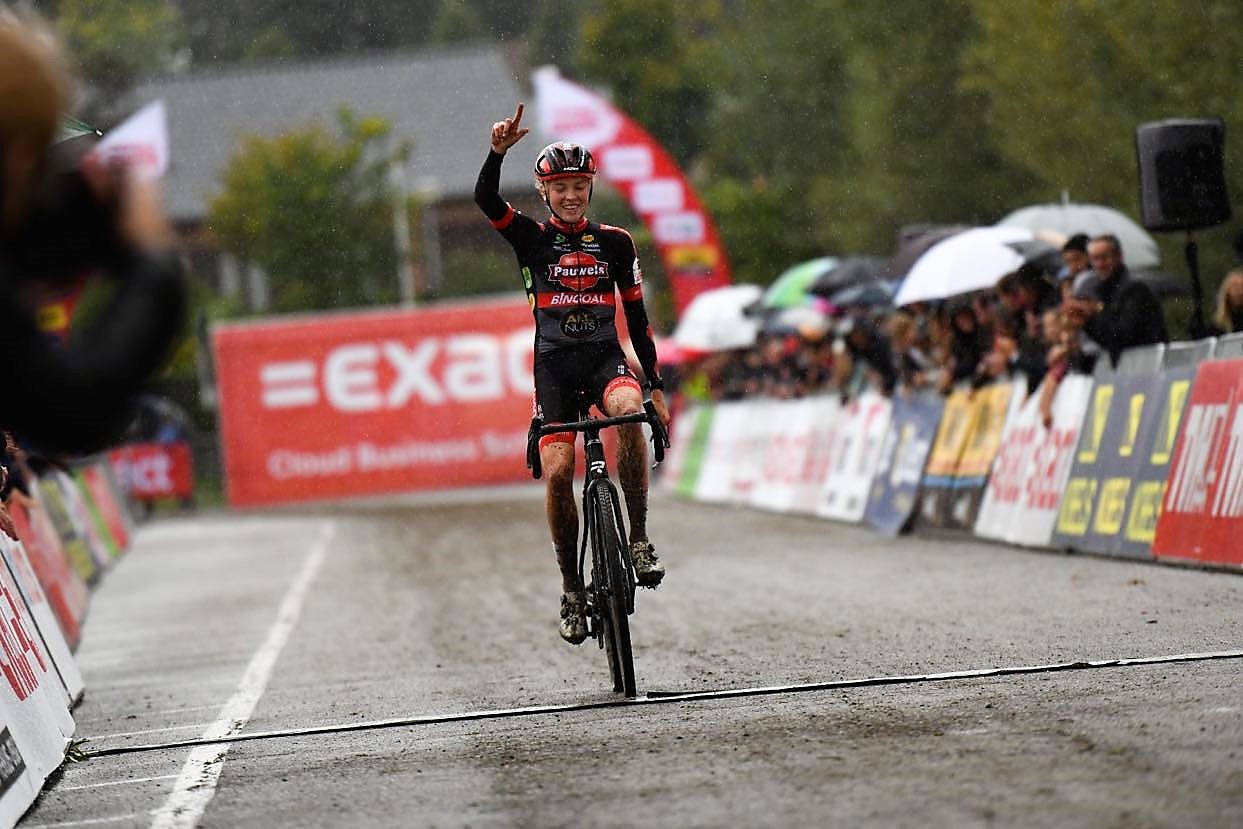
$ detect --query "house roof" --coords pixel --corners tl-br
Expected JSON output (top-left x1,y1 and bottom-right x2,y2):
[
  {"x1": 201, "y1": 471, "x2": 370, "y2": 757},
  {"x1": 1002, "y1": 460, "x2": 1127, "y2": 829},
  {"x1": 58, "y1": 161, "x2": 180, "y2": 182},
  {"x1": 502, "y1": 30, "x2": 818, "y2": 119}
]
[{"x1": 127, "y1": 44, "x2": 547, "y2": 223}]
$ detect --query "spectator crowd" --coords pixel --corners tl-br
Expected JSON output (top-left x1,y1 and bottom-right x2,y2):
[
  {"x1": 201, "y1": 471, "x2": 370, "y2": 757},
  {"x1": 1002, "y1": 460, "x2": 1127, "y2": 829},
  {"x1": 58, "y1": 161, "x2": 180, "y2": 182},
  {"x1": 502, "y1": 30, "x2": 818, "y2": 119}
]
[{"x1": 675, "y1": 232, "x2": 1243, "y2": 427}]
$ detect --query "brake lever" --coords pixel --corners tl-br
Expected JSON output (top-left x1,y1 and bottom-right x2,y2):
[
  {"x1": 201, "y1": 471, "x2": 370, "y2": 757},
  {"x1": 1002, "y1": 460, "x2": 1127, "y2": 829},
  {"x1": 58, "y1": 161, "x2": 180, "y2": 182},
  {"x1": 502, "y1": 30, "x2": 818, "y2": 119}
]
[
  {"x1": 643, "y1": 399, "x2": 669, "y2": 467},
  {"x1": 526, "y1": 416, "x2": 543, "y2": 480}
]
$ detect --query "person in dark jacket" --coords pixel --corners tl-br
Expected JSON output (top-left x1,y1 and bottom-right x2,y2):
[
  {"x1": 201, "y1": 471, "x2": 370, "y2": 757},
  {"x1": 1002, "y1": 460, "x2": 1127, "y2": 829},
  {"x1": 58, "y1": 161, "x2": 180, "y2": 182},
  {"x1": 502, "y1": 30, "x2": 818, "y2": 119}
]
[
  {"x1": 1064, "y1": 234, "x2": 1167, "y2": 367},
  {"x1": 0, "y1": 15, "x2": 186, "y2": 455},
  {"x1": 938, "y1": 297, "x2": 991, "y2": 392},
  {"x1": 837, "y1": 313, "x2": 897, "y2": 397},
  {"x1": 992, "y1": 263, "x2": 1060, "y2": 393}
]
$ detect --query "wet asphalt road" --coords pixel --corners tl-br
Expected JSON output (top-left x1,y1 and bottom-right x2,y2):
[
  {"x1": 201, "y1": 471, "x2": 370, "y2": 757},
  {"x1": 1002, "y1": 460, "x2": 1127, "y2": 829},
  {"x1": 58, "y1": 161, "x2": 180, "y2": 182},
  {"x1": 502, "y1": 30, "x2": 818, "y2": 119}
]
[{"x1": 19, "y1": 487, "x2": 1243, "y2": 828}]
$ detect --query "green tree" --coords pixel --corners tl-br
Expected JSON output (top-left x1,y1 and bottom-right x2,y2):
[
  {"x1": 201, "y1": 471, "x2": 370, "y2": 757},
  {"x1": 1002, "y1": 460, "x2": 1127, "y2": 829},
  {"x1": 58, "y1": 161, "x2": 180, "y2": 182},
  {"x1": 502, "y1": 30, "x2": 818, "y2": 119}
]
[
  {"x1": 431, "y1": 1, "x2": 487, "y2": 43},
  {"x1": 54, "y1": 0, "x2": 183, "y2": 119},
  {"x1": 209, "y1": 110, "x2": 412, "y2": 313},
  {"x1": 806, "y1": 0, "x2": 1035, "y2": 254},
  {"x1": 576, "y1": 0, "x2": 718, "y2": 164},
  {"x1": 527, "y1": 0, "x2": 582, "y2": 74},
  {"x1": 966, "y1": 0, "x2": 1243, "y2": 331}
]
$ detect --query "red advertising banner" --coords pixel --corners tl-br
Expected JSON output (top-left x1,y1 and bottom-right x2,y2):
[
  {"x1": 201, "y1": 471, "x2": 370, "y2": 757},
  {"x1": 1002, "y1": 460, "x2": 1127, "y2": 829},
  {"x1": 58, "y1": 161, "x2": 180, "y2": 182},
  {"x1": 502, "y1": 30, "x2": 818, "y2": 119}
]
[
  {"x1": 1152, "y1": 358, "x2": 1243, "y2": 567},
  {"x1": 213, "y1": 298, "x2": 537, "y2": 507},
  {"x1": 7, "y1": 499, "x2": 86, "y2": 650},
  {"x1": 108, "y1": 442, "x2": 194, "y2": 501},
  {"x1": 534, "y1": 67, "x2": 732, "y2": 313},
  {"x1": 77, "y1": 463, "x2": 132, "y2": 552}
]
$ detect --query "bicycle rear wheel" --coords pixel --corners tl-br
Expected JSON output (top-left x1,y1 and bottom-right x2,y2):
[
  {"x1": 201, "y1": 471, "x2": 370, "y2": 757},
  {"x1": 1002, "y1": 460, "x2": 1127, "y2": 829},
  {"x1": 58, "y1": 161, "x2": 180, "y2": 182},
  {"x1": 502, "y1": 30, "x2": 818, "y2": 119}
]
[{"x1": 591, "y1": 486, "x2": 636, "y2": 697}]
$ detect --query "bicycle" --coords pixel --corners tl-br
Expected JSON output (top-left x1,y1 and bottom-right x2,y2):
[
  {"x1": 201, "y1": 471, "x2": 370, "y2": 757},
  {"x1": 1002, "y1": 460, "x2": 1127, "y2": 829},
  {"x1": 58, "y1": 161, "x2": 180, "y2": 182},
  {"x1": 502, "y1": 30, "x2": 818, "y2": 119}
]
[{"x1": 527, "y1": 399, "x2": 669, "y2": 698}]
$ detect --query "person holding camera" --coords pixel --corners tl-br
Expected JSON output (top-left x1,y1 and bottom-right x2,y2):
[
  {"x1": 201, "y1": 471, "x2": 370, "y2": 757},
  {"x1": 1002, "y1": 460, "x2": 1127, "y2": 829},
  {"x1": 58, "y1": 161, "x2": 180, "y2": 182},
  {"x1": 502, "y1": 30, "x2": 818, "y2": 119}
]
[{"x1": 0, "y1": 15, "x2": 186, "y2": 455}]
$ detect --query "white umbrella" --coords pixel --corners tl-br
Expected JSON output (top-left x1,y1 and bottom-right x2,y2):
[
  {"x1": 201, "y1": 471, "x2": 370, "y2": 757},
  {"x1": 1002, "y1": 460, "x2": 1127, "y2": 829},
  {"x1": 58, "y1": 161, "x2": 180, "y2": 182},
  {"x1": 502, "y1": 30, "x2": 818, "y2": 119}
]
[
  {"x1": 997, "y1": 202, "x2": 1160, "y2": 269},
  {"x1": 672, "y1": 284, "x2": 763, "y2": 353},
  {"x1": 892, "y1": 226, "x2": 1034, "y2": 307}
]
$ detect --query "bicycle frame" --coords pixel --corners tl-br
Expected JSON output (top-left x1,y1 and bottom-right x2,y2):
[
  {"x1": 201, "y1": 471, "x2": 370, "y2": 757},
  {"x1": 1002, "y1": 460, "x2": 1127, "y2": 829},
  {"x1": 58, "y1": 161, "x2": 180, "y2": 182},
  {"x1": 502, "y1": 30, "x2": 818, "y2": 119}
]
[
  {"x1": 577, "y1": 423, "x2": 636, "y2": 617},
  {"x1": 527, "y1": 402, "x2": 668, "y2": 696}
]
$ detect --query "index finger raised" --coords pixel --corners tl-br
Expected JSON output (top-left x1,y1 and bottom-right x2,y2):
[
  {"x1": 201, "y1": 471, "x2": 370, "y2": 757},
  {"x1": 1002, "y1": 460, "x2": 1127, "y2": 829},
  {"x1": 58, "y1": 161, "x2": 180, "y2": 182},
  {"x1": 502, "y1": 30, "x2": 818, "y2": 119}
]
[{"x1": 513, "y1": 102, "x2": 525, "y2": 127}]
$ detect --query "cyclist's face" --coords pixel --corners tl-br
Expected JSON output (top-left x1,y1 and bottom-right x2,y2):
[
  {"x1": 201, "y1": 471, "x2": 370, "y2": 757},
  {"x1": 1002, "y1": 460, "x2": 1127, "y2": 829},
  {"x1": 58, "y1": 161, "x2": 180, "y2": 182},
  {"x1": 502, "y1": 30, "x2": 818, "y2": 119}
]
[{"x1": 547, "y1": 176, "x2": 592, "y2": 222}]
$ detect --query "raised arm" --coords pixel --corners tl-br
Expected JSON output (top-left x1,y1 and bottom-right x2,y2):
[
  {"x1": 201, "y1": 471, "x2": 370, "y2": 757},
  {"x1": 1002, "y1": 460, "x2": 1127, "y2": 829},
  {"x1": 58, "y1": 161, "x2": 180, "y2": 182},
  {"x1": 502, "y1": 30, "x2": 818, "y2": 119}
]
[{"x1": 475, "y1": 103, "x2": 530, "y2": 222}]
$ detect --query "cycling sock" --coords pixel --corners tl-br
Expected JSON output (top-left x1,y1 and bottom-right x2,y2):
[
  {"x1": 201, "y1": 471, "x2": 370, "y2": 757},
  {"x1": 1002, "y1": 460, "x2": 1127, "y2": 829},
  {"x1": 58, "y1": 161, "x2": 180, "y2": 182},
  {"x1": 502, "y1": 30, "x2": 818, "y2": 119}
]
[
  {"x1": 554, "y1": 544, "x2": 582, "y2": 594},
  {"x1": 621, "y1": 483, "x2": 647, "y2": 543}
]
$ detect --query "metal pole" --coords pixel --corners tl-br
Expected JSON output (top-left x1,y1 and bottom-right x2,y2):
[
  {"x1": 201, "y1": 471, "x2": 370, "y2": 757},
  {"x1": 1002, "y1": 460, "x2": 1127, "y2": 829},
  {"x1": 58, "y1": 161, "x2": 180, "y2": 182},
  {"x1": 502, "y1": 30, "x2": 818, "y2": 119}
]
[
  {"x1": 390, "y1": 162, "x2": 416, "y2": 306},
  {"x1": 1185, "y1": 232, "x2": 1208, "y2": 340},
  {"x1": 422, "y1": 200, "x2": 442, "y2": 295}
]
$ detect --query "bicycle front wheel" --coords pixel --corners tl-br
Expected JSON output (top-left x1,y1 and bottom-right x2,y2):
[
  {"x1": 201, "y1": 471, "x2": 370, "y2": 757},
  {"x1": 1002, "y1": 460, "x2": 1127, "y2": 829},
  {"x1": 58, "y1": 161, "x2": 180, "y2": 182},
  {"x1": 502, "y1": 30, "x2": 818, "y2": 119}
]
[{"x1": 592, "y1": 486, "x2": 636, "y2": 697}]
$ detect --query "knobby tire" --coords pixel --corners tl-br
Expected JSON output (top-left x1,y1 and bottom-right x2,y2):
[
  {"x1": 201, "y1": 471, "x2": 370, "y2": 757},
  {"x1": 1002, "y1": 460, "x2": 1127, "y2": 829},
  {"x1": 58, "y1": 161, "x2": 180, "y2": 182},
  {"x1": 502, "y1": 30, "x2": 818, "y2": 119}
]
[{"x1": 593, "y1": 486, "x2": 636, "y2": 697}]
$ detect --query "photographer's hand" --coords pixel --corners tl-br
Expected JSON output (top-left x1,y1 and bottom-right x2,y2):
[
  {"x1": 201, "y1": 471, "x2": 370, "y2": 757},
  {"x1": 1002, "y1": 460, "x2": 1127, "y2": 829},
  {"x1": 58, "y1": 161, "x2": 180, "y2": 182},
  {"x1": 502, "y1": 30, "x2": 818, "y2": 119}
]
[{"x1": 81, "y1": 158, "x2": 174, "y2": 253}]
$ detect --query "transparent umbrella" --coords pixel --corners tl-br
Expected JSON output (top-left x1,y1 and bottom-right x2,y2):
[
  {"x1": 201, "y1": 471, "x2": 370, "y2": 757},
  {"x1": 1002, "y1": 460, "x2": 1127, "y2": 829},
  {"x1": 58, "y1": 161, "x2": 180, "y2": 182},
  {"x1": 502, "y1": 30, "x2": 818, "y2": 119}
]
[
  {"x1": 672, "y1": 284, "x2": 764, "y2": 353},
  {"x1": 892, "y1": 226, "x2": 1035, "y2": 306},
  {"x1": 997, "y1": 201, "x2": 1160, "y2": 269}
]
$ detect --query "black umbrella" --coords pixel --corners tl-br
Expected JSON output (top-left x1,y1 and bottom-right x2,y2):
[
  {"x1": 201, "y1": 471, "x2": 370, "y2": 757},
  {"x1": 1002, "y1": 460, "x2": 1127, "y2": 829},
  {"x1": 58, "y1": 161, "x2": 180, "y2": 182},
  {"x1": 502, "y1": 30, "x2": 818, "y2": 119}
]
[
  {"x1": 828, "y1": 279, "x2": 896, "y2": 309},
  {"x1": 807, "y1": 255, "x2": 888, "y2": 298},
  {"x1": 1006, "y1": 239, "x2": 1062, "y2": 277},
  {"x1": 1131, "y1": 268, "x2": 1192, "y2": 299},
  {"x1": 885, "y1": 223, "x2": 971, "y2": 279}
]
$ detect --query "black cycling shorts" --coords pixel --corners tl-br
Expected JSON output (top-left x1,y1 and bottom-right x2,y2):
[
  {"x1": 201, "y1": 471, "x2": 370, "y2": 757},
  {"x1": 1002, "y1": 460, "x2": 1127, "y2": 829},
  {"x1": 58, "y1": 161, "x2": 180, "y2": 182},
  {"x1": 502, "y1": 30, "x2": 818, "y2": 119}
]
[{"x1": 534, "y1": 342, "x2": 640, "y2": 442}]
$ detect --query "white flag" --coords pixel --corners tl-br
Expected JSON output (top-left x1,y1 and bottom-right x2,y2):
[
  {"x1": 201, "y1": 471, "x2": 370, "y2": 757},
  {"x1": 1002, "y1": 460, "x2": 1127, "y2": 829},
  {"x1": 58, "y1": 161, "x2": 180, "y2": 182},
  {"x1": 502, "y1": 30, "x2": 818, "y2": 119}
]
[{"x1": 91, "y1": 100, "x2": 170, "y2": 180}]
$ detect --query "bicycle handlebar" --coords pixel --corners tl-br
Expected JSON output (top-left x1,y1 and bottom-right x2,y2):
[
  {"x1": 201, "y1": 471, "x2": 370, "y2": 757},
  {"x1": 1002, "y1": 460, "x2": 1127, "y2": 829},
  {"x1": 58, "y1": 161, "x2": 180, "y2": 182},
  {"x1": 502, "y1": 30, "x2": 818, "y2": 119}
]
[{"x1": 526, "y1": 400, "x2": 670, "y2": 480}]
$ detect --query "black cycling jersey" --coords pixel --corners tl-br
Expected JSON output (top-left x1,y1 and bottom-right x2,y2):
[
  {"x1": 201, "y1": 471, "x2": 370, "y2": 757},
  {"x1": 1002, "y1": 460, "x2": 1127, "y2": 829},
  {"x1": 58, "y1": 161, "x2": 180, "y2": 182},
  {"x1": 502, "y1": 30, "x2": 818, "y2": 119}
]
[
  {"x1": 474, "y1": 150, "x2": 661, "y2": 388},
  {"x1": 0, "y1": 248, "x2": 185, "y2": 454}
]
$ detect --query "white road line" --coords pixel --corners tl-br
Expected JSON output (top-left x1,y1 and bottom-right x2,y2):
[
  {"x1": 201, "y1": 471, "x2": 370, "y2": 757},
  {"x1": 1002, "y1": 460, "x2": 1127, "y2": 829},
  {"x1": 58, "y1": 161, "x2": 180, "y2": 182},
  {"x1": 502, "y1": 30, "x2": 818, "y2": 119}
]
[
  {"x1": 149, "y1": 521, "x2": 335, "y2": 829},
  {"x1": 55, "y1": 774, "x2": 179, "y2": 793}
]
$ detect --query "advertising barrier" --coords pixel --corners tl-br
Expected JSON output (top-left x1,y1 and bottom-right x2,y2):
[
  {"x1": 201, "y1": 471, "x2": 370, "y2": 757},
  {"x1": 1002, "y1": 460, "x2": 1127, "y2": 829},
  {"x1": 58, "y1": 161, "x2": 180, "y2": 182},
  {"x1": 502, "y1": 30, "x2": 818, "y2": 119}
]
[
  {"x1": 1115, "y1": 366, "x2": 1195, "y2": 559},
  {"x1": 214, "y1": 298, "x2": 538, "y2": 507},
  {"x1": 789, "y1": 397, "x2": 844, "y2": 516},
  {"x1": 975, "y1": 375, "x2": 1093, "y2": 547},
  {"x1": 1152, "y1": 358, "x2": 1243, "y2": 566},
  {"x1": 108, "y1": 441, "x2": 194, "y2": 502},
  {"x1": 7, "y1": 499, "x2": 87, "y2": 651},
  {"x1": 0, "y1": 537, "x2": 83, "y2": 705},
  {"x1": 663, "y1": 405, "x2": 712, "y2": 498},
  {"x1": 732, "y1": 399, "x2": 785, "y2": 508},
  {"x1": 49, "y1": 473, "x2": 112, "y2": 570},
  {"x1": 0, "y1": 556, "x2": 75, "y2": 827},
  {"x1": 917, "y1": 387, "x2": 975, "y2": 528},
  {"x1": 865, "y1": 393, "x2": 945, "y2": 536},
  {"x1": 75, "y1": 463, "x2": 132, "y2": 554},
  {"x1": 1050, "y1": 360, "x2": 1193, "y2": 559},
  {"x1": 749, "y1": 398, "x2": 817, "y2": 514},
  {"x1": 918, "y1": 381, "x2": 1022, "y2": 529},
  {"x1": 817, "y1": 393, "x2": 892, "y2": 523},
  {"x1": 35, "y1": 481, "x2": 97, "y2": 586},
  {"x1": 693, "y1": 401, "x2": 746, "y2": 504}
]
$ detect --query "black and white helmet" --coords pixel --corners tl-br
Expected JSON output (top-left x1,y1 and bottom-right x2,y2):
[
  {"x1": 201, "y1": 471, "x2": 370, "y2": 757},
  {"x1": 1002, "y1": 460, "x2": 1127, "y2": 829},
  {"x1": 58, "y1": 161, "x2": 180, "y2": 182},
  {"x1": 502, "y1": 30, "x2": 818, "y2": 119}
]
[{"x1": 533, "y1": 142, "x2": 597, "y2": 182}]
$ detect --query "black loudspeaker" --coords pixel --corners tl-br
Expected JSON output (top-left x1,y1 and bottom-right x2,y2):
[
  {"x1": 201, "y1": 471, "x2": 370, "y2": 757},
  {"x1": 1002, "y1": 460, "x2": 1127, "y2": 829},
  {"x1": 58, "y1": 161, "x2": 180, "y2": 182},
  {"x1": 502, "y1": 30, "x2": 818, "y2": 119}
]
[{"x1": 1136, "y1": 118, "x2": 1231, "y2": 231}]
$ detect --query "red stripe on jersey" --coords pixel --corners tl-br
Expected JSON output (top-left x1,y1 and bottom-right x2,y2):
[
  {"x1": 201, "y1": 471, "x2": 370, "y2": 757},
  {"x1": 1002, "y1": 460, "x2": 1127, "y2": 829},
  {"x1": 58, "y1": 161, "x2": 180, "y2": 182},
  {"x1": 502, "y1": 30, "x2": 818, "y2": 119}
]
[
  {"x1": 536, "y1": 292, "x2": 615, "y2": 308},
  {"x1": 619, "y1": 285, "x2": 643, "y2": 302},
  {"x1": 598, "y1": 223, "x2": 634, "y2": 243},
  {"x1": 490, "y1": 205, "x2": 516, "y2": 230}
]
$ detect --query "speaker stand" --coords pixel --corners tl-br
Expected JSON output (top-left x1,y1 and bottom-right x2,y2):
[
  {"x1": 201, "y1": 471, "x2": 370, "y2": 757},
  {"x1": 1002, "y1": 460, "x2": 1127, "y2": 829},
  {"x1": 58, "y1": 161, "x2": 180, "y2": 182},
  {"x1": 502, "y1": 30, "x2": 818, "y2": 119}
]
[{"x1": 1185, "y1": 232, "x2": 1209, "y2": 340}]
